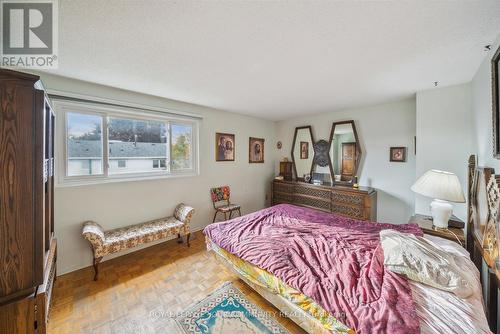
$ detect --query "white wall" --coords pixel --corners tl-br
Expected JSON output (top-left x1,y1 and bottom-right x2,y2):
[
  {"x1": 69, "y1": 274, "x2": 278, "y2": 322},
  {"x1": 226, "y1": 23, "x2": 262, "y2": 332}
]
[
  {"x1": 472, "y1": 34, "x2": 500, "y2": 170},
  {"x1": 276, "y1": 98, "x2": 416, "y2": 224},
  {"x1": 35, "y1": 72, "x2": 277, "y2": 275},
  {"x1": 415, "y1": 83, "x2": 473, "y2": 221}
]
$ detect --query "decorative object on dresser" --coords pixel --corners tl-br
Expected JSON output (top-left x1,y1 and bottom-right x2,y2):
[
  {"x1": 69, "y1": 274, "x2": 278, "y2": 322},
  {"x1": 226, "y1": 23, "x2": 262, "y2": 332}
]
[
  {"x1": 389, "y1": 147, "x2": 406, "y2": 162},
  {"x1": 215, "y1": 132, "x2": 235, "y2": 161},
  {"x1": 279, "y1": 160, "x2": 293, "y2": 181},
  {"x1": 492, "y1": 43, "x2": 500, "y2": 158},
  {"x1": 411, "y1": 169, "x2": 465, "y2": 229},
  {"x1": 272, "y1": 180, "x2": 377, "y2": 221},
  {"x1": 210, "y1": 186, "x2": 241, "y2": 222},
  {"x1": 249, "y1": 137, "x2": 264, "y2": 163},
  {"x1": 313, "y1": 140, "x2": 330, "y2": 166},
  {"x1": 408, "y1": 214, "x2": 465, "y2": 245},
  {"x1": 328, "y1": 120, "x2": 361, "y2": 184},
  {"x1": 0, "y1": 69, "x2": 56, "y2": 334},
  {"x1": 291, "y1": 126, "x2": 314, "y2": 181},
  {"x1": 82, "y1": 203, "x2": 194, "y2": 281},
  {"x1": 311, "y1": 139, "x2": 332, "y2": 185}
]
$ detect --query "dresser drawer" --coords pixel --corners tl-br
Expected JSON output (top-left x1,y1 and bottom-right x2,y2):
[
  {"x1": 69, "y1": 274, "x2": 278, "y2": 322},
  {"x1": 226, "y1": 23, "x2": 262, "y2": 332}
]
[
  {"x1": 294, "y1": 184, "x2": 330, "y2": 199},
  {"x1": 271, "y1": 181, "x2": 376, "y2": 221},
  {"x1": 273, "y1": 192, "x2": 293, "y2": 203},
  {"x1": 294, "y1": 195, "x2": 331, "y2": 212},
  {"x1": 273, "y1": 182, "x2": 293, "y2": 194},
  {"x1": 331, "y1": 203, "x2": 365, "y2": 220},
  {"x1": 331, "y1": 191, "x2": 364, "y2": 206}
]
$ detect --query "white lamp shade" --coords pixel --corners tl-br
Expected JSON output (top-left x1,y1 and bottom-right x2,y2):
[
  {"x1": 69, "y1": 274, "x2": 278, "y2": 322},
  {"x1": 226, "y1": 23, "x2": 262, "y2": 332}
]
[{"x1": 411, "y1": 170, "x2": 465, "y2": 203}]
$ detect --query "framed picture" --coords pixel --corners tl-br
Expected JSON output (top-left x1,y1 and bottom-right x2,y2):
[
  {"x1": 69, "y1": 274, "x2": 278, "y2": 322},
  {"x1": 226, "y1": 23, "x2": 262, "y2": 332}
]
[
  {"x1": 300, "y1": 141, "x2": 309, "y2": 159},
  {"x1": 390, "y1": 147, "x2": 406, "y2": 162},
  {"x1": 249, "y1": 137, "x2": 265, "y2": 163},
  {"x1": 216, "y1": 133, "x2": 235, "y2": 161}
]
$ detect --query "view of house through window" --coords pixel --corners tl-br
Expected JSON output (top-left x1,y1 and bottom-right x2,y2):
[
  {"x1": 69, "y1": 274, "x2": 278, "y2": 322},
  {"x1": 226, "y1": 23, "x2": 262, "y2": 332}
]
[
  {"x1": 108, "y1": 117, "x2": 168, "y2": 175},
  {"x1": 63, "y1": 105, "x2": 197, "y2": 182},
  {"x1": 67, "y1": 113, "x2": 103, "y2": 176}
]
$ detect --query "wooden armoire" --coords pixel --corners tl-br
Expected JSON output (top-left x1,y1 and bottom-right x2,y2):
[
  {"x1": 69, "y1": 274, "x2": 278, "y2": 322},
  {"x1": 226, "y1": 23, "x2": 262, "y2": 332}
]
[{"x1": 0, "y1": 69, "x2": 56, "y2": 334}]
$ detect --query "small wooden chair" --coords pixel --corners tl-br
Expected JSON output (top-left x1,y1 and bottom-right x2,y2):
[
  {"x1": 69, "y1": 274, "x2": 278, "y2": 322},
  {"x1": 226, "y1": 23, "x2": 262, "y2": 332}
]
[{"x1": 210, "y1": 186, "x2": 241, "y2": 222}]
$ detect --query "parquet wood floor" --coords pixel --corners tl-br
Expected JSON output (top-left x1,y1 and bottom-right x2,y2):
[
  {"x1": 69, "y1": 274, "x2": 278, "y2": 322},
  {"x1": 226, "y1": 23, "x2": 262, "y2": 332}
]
[{"x1": 48, "y1": 231, "x2": 306, "y2": 334}]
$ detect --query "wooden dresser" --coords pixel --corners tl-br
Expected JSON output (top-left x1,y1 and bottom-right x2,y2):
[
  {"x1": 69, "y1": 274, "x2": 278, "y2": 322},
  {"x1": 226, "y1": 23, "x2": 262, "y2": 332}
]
[
  {"x1": 272, "y1": 180, "x2": 377, "y2": 221},
  {"x1": 0, "y1": 69, "x2": 56, "y2": 334}
]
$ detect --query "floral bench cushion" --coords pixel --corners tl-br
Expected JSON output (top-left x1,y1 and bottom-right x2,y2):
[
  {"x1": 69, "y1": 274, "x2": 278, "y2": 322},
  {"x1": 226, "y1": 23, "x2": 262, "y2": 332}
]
[
  {"x1": 82, "y1": 203, "x2": 194, "y2": 259},
  {"x1": 102, "y1": 217, "x2": 186, "y2": 256}
]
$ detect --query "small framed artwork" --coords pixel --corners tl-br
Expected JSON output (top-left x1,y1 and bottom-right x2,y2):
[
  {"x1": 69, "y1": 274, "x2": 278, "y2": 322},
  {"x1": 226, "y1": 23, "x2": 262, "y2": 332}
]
[
  {"x1": 216, "y1": 133, "x2": 235, "y2": 161},
  {"x1": 390, "y1": 147, "x2": 406, "y2": 162},
  {"x1": 300, "y1": 141, "x2": 309, "y2": 159},
  {"x1": 249, "y1": 137, "x2": 265, "y2": 163}
]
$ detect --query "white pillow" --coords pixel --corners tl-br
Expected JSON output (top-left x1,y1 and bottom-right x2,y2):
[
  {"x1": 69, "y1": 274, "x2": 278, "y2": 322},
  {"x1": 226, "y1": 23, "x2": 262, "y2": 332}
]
[{"x1": 380, "y1": 229, "x2": 476, "y2": 298}]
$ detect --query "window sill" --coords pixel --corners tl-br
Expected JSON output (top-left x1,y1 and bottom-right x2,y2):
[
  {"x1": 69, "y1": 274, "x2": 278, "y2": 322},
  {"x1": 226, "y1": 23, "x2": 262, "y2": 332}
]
[{"x1": 56, "y1": 171, "x2": 199, "y2": 188}]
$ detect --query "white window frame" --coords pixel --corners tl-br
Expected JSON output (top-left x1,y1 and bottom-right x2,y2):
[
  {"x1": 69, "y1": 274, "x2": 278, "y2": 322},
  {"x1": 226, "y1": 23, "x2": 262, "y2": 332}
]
[{"x1": 54, "y1": 99, "x2": 200, "y2": 187}]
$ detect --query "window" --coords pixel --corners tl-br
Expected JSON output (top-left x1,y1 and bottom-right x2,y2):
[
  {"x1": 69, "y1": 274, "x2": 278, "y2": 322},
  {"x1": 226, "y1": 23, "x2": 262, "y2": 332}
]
[
  {"x1": 57, "y1": 100, "x2": 199, "y2": 185},
  {"x1": 152, "y1": 159, "x2": 166, "y2": 169},
  {"x1": 81, "y1": 160, "x2": 89, "y2": 169},
  {"x1": 108, "y1": 116, "x2": 167, "y2": 175},
  {"x1": 171, "y1": 123, "x2": 192, "y2": 171},
  {"x1": 67, "y1": 113, "x2": 103, "y2": 176}
]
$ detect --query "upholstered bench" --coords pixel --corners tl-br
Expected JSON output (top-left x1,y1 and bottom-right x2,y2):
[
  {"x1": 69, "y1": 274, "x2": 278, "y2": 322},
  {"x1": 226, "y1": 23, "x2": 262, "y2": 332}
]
[{"x1": 82, "y1": 203, "x2": 194, "y2": 280}]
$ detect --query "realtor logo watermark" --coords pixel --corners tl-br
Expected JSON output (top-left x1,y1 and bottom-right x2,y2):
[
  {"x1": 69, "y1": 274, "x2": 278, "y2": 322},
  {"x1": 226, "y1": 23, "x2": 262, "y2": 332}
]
[{"x1": 1, "y1": 0, "x2": 58, "y2": 68}]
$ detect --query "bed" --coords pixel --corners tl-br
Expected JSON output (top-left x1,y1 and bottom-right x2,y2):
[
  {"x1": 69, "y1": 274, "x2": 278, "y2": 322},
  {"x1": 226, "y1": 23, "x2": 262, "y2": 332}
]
[{"x1": 203, "y1": 155, "x2": 498, "y2": 333}]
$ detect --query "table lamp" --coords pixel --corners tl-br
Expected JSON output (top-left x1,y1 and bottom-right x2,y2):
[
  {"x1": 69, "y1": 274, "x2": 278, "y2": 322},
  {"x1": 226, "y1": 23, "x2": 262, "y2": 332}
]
[{"x1": 411, "y1": 170, "x2": 465, "y2": 229}]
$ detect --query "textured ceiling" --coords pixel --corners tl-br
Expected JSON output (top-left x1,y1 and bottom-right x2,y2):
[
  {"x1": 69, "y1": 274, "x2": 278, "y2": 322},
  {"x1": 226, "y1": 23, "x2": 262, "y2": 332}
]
[{"x1": 47, "y1": 0, "x2": 500, "y2": 120}]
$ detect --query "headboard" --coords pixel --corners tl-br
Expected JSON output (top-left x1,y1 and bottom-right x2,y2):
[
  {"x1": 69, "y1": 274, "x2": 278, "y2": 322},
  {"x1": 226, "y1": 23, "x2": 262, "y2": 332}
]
[{"x1": 467, "y1": 155, "x2": 499, "y2": 332}]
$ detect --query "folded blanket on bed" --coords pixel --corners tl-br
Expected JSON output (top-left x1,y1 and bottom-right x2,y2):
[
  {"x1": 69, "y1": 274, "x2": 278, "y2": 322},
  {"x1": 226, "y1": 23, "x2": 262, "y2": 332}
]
[{"x1": 204, "y1": 204, "x2": 423, "y2": 334}]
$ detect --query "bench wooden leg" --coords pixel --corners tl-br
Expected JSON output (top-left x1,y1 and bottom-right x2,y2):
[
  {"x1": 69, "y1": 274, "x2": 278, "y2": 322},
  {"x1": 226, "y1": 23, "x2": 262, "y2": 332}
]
[
  {"x1": 212, "y1": 211, "x2": 218, "y2": 223},
  {"x1": 238, "y1": 208, "x2": 242, "y2": 217},
  {"x1": 186, "y1": 233, "x2": 191, "y2": 247},
  {"x1": 177, "y1": 233, "x2": 183, "y2": 244},
  {"x1": 93, "y1": 256, "x2": 102, "y2": 281}
]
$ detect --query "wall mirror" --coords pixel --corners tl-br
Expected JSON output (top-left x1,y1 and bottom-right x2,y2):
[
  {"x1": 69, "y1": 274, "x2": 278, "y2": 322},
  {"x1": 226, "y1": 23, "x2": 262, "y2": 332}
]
[
  {"x1": 291, "y1": 126, "x2": 314, "y2": 181},
  {"x1": 329, "y1": 120, "x2": 361, "y2": 184},
  {"x1": 493, "y1": 44, "x2": 500, "y2": 158}
]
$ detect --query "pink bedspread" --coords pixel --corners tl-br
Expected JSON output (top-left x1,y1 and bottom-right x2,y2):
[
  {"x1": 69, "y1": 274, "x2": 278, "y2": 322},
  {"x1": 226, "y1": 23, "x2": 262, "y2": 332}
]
[{"x1": 204, "y1": 204, "x2": 422, "y2": 334}]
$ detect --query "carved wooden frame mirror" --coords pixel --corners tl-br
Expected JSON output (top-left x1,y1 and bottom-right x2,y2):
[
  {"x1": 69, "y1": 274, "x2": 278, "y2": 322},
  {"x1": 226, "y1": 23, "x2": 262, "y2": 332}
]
[
  {"x1": 328, "y1": 120, "x2": 362, "y2": 185},
  {"x1": 493, "y1": 44, "x2": 500, "y2": 158},
  {"x1": 291, "y1": 126, "x2": 314, "y2": 181}
]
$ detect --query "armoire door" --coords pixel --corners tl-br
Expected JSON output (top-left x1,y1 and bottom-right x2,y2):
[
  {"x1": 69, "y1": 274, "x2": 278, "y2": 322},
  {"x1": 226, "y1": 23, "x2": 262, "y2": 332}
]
[{"x1": 0, "y1": 71, "x2": 43, "y2": 302}]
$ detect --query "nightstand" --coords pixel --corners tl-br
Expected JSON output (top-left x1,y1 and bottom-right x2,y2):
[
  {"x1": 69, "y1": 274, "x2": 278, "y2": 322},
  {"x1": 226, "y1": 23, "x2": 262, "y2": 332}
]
[{"x1": 409, "y1": 214, "x2": 465, "y2": 245}]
